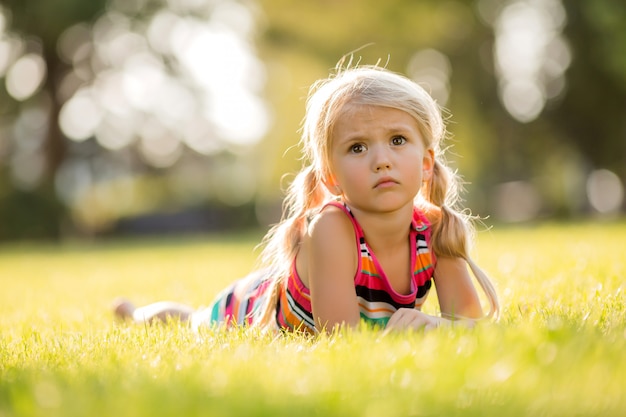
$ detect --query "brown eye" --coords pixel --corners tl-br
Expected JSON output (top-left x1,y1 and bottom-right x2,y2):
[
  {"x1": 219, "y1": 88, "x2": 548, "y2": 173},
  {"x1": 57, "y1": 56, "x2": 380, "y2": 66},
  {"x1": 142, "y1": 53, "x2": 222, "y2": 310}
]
[
  {"x1": 350, "y1": 143, "x2": 366, "y2": 153},
  {"x1": 391, "y1": 136, "x2": 407, "y2": 146}
]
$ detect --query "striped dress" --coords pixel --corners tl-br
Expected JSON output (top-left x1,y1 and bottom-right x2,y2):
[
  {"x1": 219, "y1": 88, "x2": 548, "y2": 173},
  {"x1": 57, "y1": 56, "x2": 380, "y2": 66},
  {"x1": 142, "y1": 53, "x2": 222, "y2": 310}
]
[{"x1": 192, "y1": 201, "x2": 437, "y2": 333}]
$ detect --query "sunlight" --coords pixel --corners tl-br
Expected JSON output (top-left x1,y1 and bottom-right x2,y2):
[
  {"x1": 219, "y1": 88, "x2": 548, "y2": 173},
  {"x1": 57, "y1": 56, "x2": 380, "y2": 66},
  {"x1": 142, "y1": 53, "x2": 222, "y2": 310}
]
[
  {"x1": 146, "y1": 10, "x2": 181, "y2": 55},
  {"x1": 491, "y1": 0, "x2": 570, "y2": 123},
  {"x1": 180, "y1": 116, "x2": 223, "y2": 155},
  {"x1": 500, "y1": 79, "x2": 544, "y2": 122},
  {"x1": 0, "y1": 37, "x2": 17, "y2": 77},
  {"x1": 95, "y1": 114, "x2": 136, "y2": 150},
  {"x1": 58, "y1": 2, "x2": 270, "y2": 157},
  {"x1": 407, "y1": 49, "x2": 451, "y2": 106},
  {"x1": 92, "y1": 13, "x2": 137, "y2": 68},
  {"x1": 121, "y1": 53, "x2": 167, "y2": 111},
  {"x1": 6, "y1": 53, "x2": 46, "y2": 101},
  {"x1": 177, "y1": 21, "x2": 269, "y2": 145},
  {"x1": 166, "y1": 0, "x2": 215, "y2": 14},
  {"x1": 210, "y1": 1, "x2": 256, "y2": 37},
  {"x1": 59, "y1": 89, "x2": 103, "y2": 141},
  {"x1": 138, "y1": 121, "x2": 183, "y2": 168},
  {"x1": 587, "y1": 169, "x2": 624, "y2": 214},
  {"x1": 207, "y1": 88, "x2": 270, "y2": 146},
  {"x1": 57, "y1": 23, "x2": 92, "y2": 65},
  {"x1": 51, "y1": 0, "x2": 271, "y2": 221}
]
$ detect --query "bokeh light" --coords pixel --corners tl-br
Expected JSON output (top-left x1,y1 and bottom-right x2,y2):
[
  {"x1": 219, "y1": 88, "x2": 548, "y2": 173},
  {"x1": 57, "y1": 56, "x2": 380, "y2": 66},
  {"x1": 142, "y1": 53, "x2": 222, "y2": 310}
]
[
  {"x1": 407, "y1": 48, "x2": 451, "y2": 106},
  {"x1": 587, "y1": 169, "x2": 624, "y2": 214},
  {"x1": 10, "y1": 104, "x2": 48, "y2": 190},
  {"x1": 59, "y1": 89, "x2": 103, "y2": 141},
  {"x1": 491, "y1": 0, "x2": 570, "y2": 123},
  {"x1": 493, "y1": 180, "x2": 542, "y2": 222},
  {"x1": 57, "y1": 0, "x2": 270, "y2": 164},
  {"x1": 0, "y1": 0, "x2": 624, "y2": 237},
  {"x1": 6, "y1": 53, "x2": 47, "y2": 101},
  {"x1": 48, "y1": 0, "x2": 272, "y2": 228}
]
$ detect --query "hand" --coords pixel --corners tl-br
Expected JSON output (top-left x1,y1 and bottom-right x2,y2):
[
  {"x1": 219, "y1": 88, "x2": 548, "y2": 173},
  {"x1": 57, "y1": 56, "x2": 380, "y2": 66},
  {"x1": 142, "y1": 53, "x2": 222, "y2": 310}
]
[{"x1": 385, "y1": 308, "x2": 444, "y2": 331}]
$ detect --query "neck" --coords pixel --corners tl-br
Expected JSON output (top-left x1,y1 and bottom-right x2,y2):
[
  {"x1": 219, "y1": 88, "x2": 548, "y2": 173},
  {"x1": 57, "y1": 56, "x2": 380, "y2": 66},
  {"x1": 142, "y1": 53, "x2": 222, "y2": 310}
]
[{"x1": 348, "y1": 204, "x2": 414, "y2": 249}]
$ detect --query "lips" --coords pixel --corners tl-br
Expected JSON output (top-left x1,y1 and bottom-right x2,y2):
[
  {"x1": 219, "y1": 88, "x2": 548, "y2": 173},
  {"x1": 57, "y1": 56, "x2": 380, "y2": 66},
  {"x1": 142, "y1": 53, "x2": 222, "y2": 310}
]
[{"x1": 374, "y1": 176, "x2": 399, "y2": 188}]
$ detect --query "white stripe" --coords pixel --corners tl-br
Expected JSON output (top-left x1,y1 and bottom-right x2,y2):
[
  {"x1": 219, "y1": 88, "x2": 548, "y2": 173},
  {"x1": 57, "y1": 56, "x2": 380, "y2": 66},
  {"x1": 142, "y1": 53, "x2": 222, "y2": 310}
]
[
  {"x1": 357, "y1": 298, "x2": 397, "y2": 319},
  {"x1": 285, "y1": 291, "x2": 315, "y2": 328}
]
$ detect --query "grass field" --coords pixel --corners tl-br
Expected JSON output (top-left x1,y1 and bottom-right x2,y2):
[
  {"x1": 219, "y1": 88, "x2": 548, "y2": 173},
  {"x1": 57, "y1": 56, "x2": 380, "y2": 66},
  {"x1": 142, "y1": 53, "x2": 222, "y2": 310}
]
[{"x1": 1, "y1": 221, "x2": 625, "y2": 416}]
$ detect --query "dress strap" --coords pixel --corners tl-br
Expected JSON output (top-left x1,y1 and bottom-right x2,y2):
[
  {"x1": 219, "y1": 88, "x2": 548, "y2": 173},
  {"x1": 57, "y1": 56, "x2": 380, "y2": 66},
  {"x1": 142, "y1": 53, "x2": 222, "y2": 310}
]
[{"x1": 412, "y1": 207, "x2": 437, "y2": 266}]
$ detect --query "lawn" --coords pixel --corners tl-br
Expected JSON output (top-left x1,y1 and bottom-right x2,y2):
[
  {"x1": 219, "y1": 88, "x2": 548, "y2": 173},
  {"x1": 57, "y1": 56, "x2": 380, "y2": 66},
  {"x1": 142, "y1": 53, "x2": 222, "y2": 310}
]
[{"x1": 1, "y1": 222, "x2": 625, "y2": 416}]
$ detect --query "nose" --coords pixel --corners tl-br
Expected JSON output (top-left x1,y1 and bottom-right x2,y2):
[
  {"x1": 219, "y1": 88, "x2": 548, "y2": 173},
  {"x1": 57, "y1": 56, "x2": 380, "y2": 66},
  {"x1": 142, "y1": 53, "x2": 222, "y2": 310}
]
[
  {"x1": 372, "y1": 146, "x2": 391, "y2": 171},
  {"x1": 375, "y1": 162, "x2": 390, "y2": 171}
]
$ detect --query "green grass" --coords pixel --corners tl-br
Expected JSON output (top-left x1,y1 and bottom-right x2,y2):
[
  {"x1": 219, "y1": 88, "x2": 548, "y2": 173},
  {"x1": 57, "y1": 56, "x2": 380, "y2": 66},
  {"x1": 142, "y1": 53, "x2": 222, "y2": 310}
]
[{"x1": 1, "y1": 222, "x2": 625, "y2": 416}]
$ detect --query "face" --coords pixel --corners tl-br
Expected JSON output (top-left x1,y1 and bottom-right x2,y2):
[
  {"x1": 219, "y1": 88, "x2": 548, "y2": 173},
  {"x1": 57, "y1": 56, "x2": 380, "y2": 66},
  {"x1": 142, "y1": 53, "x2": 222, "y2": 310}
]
[{"x1": 326, "y1": 104, "x2": 434, "y2": 215}]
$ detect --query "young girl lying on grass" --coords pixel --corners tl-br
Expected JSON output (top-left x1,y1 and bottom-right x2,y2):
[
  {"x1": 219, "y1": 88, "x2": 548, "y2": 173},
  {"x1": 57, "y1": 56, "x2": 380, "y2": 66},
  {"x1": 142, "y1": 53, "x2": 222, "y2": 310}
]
[{"x1": 115, "y1": 63, "x2": 500, "y2": 334}]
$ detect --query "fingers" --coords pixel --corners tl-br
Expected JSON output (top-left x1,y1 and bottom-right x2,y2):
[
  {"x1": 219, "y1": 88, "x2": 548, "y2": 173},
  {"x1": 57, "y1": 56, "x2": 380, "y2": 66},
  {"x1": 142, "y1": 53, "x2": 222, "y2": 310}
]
[
  {"x1": 386, "y1": 308, "x2": 415, "y2": 328},
  {"x1": 423, "y1": 321, "x2": 439, "y2": 331},
  {"x1": 386, "y1": 308, "x2": 435, "y2": 331}
]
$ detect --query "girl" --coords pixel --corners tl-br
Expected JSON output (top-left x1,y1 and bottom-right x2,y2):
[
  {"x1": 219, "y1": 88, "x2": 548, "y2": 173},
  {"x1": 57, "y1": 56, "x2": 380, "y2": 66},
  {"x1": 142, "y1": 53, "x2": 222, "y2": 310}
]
[{"x1": 114, "y1": 64, "x2": 500, "y2": 333}]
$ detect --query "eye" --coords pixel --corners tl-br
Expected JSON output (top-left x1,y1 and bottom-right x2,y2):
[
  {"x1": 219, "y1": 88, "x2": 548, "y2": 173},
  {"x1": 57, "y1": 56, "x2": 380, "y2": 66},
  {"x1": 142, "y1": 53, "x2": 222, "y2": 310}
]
[
  {"x1": 391, "y1": 135, "x2": 407, "y2": 146},
  {"x1": 349, "y1": 143, "x2": 366, "y2": 154}
]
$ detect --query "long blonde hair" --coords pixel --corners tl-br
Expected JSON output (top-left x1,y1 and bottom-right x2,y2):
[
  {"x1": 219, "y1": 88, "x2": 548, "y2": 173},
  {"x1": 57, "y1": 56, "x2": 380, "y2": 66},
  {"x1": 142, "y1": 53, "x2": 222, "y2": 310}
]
[{"x1": 255, "y1": 64, "x2": 499, "y2": 326}]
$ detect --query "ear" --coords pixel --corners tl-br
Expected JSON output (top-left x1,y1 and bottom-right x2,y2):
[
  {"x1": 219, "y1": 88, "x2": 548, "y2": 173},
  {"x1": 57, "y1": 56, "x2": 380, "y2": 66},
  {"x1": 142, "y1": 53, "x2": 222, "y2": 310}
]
[
  {"x1": 322, "y1": 174, "x2": 342, "y2": 196},
  {"x1": 422, "y1": 149, "x2": 435, "y2": 182}
]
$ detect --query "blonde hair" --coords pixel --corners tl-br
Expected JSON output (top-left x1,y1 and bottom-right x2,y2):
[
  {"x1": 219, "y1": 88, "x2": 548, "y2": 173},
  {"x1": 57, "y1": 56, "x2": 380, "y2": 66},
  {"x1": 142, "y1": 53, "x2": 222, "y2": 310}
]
[{"x1": 255, "y1": 64, "x2": 499, "y2": 327}]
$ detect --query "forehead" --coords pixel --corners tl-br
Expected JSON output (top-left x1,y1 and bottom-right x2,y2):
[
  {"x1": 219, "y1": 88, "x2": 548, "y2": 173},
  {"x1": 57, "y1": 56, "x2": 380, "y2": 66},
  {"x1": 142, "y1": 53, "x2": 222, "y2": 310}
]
[{"x1": 331, "y1": 104, "x2": 419, "y2": 139}]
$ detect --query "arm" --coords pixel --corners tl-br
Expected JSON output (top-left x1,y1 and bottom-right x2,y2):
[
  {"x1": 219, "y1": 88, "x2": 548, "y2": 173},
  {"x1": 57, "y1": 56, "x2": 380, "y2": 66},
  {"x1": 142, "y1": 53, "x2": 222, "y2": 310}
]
[
  {"x1": 385, "y1": 257, "x2": 483, "y2": 331},
  {"x1": 433, "y1": 256, "x2": 484, "y2": 319},
  {"x1": 421, "y1": 205, "x2": 482, "y2": 317},
  {"x1": 305, "y1": 207, "x2": 360, "y2": 332}
]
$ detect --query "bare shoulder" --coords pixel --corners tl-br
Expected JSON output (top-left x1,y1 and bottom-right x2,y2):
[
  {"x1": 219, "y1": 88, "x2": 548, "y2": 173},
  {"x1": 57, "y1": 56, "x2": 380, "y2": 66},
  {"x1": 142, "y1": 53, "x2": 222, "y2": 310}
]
[
  {"x1": 306, "y1": 205, "x2": 356, "y2": 257},
  {"x1": 307, "y1": 204, "x2": 354, "y2": 241},
  {"x1": 297, "y1": 204, "x2": 356, "y2": 287}
]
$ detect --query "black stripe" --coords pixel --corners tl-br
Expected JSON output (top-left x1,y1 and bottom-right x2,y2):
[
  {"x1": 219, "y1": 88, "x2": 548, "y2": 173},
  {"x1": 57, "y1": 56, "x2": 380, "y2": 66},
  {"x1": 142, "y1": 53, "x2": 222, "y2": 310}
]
[
  {"x1": 355, "y1": 285, "x2": 415, "y2": 309},
  {"x1": 224, "y1": 291, "x2": 234, "y2": 309},
  {"x1": 284, "y1": 287, "x2": 314, "y2": 321},
  {"x1": 416, "y1": 279, "x2": 432, "y2": 298},
  {"x1": 416, "y1": 233, "x2": 428, "y2": 249},
  {"x1": 345, "y1": 203, "x2": 355, "y2": 218}
]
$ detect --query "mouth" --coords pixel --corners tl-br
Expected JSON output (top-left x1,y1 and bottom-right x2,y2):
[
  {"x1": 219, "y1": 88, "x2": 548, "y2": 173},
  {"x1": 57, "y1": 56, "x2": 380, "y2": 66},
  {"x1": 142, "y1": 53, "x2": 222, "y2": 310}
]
[{"x1": 374, "y1": 177, "x2": 399, "y2": 188}]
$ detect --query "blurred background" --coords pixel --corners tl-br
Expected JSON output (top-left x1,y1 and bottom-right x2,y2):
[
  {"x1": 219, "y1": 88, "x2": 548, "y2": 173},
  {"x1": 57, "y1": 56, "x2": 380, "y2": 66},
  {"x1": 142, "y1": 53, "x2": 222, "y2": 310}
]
[{"x1": 0, "y1": 0, "x2": 624, "y2": 241}]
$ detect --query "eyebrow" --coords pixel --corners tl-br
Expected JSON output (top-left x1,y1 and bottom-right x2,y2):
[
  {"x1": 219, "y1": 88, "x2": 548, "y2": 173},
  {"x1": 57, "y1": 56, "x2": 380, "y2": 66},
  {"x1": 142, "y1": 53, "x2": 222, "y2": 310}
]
[{"x1": 335, "y1": 123, "x2": 417, "y2": 142}]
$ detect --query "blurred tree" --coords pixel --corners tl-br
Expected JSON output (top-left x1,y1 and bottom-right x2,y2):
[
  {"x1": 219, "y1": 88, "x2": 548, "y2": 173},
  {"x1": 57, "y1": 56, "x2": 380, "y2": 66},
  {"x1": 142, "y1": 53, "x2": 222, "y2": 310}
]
[
  {"x1": 556, "y1": 0, "x2": 626, "y2": 179},
  {"x1": 0, "y1": 0, "x2": 624, "y2": 240},
  {"x1": 475, "y1": 0, "x2": 626, "y2": 217},
  {"x1": 0, "y1": 0, "x2": 270, "y2": 238},
  {"x1": 3, "y1": 0, "x2": 104, "y2": 172},
  {"x1": 0, "y1": 0, "x2": 106, "y2": 239}
]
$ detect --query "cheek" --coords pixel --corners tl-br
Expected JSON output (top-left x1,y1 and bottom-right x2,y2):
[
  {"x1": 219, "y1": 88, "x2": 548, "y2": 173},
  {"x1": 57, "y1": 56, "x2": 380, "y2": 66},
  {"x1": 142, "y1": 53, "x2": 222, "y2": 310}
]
[
  {"x1": 404, "y1": 157, "x2": 427, "y2": 189},
  {"x1": 331, "y1": 156, "x2": 355, "y2": 180}
]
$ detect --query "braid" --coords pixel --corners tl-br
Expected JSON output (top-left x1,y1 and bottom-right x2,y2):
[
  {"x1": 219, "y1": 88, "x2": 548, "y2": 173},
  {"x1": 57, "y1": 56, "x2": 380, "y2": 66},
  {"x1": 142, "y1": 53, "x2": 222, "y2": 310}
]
[
  {"x1": 254, "y1": 165, "x2": 329, "y2": 327},
  {"x1": 421, "y1": 158, "x2": 500, "y2": 318},
  {"x1": 423, "y1": 158, "x2": 470, "y2": 259}
]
